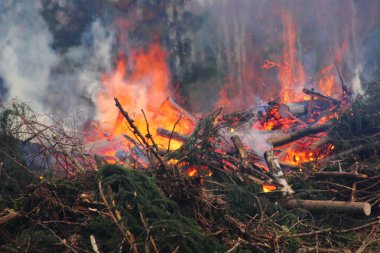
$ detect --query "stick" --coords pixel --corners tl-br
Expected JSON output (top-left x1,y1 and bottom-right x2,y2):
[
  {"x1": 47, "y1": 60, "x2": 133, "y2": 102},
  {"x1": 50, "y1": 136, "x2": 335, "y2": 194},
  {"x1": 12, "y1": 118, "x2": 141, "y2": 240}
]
[
  {"x1": 141, "y1": 109, "x2": 159, "y2": 152},
  {"x1": 114, "y1": 97, "x2": 165, "y2": 168},
  {"x1": 282, "y1": 199, "x2": 371, "y2": 216},
  {"x1": 231, "y1": 135, "x2": 274, "y2": 183},
  {"x1": 307, "y1": 139, "x2": 380, "y2": 165},
  {"x1": 156, "y1": 127, "x2": 188, "y2": 142},
  {"x1": 302, "y1": 88, "x2": 340, "y2": 105},
  {"x1": 161, "y1": 97, "x2": 198, "y2": 123},
  {"x1": 90, "y1": 235, "x2": 101, "y2": 253},
  {"x1": 267, "y1": 123, "x2": 331, "y2": 147},
  {"x1": 312, "y1": 171, "x2": 368, "y2": 180},
  {"x1": 98, "y1": 181, "x2": 138, "y2": 253},
  {"x1": 167, "y1": 115, "x2": 183, "y2": 152},
  {"x1": 0, "y1": 209, "x2": 21, "y2": 225},
  {"x1": 264, "y1": 150, "x2": 294, "y2": 196},
  {"x1": 334, "y1": 62, "x2": 349, "y2": 96}
]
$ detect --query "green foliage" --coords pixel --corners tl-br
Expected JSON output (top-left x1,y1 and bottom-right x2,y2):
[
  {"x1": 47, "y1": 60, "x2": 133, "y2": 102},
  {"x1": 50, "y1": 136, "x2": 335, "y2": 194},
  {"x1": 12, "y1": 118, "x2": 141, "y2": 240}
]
[
  {"x1": 329, "y1": 79, "x2": 380, "y2": 154},
  {"x1": 98, "y1": 164, "x2": 225, "y2": 253}
]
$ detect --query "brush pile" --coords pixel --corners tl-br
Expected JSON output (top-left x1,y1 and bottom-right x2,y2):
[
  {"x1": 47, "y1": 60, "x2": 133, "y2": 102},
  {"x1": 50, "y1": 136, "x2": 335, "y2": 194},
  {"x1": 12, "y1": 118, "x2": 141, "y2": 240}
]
[{"x1": 1, "y1": 80, "x2": 380, "y2": 253}]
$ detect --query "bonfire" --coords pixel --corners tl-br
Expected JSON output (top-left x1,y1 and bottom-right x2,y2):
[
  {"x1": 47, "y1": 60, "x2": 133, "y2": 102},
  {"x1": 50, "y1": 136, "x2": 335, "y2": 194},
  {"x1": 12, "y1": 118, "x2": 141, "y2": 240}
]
[{"x1": 1, "y1": 1, "x2": 380, "y2": 253}]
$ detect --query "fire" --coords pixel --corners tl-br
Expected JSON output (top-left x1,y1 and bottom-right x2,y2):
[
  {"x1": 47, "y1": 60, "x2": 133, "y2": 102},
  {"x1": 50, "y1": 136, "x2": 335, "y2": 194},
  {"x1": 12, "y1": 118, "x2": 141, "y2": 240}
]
[
  {"x1": 90, "y1": 43, "x2": 195, "y2": 162},
  {"x1": 86, "y1": 10, "x2": 345, "y2": 174},
  {"x1": 262, "y1": 184, "x2": 277, "y2": 193}
]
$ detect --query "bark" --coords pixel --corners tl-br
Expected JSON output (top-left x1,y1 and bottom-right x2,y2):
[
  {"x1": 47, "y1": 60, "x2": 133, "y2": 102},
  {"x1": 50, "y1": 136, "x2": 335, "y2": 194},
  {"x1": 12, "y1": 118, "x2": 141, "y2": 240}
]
[
  {"x1": 282, "y1": 199, "x2": 371, "y2": 216},
  {"x1": 264, "y1": 150, "x2": 294, "y2": 196},
  {"x1": 267, "y1": 123, "x2": 331, "y2": 147}
]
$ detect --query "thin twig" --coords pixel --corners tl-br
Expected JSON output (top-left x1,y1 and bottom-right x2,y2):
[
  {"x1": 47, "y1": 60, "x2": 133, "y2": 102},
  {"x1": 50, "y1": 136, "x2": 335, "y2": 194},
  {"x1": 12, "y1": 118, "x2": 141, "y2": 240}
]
[
  {"x1": 114, "y1": 97, "x2": 165, "y2": 169},
  {"x1": 98, "y1": 180, "x2": 138, "y2": 253},
  {"x1": 167, "y1": 115, "x2": 182, "y2": 152}
]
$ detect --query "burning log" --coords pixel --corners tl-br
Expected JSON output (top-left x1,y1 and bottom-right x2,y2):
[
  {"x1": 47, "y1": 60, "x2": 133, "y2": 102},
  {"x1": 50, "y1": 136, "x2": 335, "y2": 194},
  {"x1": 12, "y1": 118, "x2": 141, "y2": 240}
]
[
  {"x1": 307, "y1": 139, "x2": 380, "y2": 165},
  {"x1": 264, "y1": 150, "x2": 294, "y2": 196},
  {"x1": 278, "y1": 104, "x2": 308, "y2": 125},
  {"x1": 156, "y1": 127, "x2": 188, "y2": 142},
  {"x1": 282, "y1": 199, "x2": 371, "y2": 216},
  {"x1": 302, "y1": 88, "x2": 340, "y2": 105},
  {"x1": 159, "y1": 97, "x2": 198, "y2": 124},
  {"x1": 267, "y1": 123, "x2": 331, "y2": 147}
]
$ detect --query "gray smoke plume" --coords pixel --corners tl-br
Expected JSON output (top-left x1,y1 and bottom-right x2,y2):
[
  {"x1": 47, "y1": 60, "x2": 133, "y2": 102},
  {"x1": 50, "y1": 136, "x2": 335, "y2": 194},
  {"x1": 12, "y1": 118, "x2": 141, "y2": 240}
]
[
  {"x1": 0, "y1": 0, "x2": 114, "y2": 126},
  {"x1": 1, "y1": 0, "x2": 380, "y2": 122},
  {"x1": 0, "y1": 0, "x2": 58, "y2": 112},
  {"x1": 185, "y1": 0, "x2": 380, "y2": 111}
]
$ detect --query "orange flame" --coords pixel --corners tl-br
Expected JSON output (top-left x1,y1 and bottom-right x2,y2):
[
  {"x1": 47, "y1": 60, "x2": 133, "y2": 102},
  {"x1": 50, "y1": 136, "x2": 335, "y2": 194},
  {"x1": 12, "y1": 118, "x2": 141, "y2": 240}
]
[{"x1": 90, "y1": 43, "x2": 195, "y2": 161}]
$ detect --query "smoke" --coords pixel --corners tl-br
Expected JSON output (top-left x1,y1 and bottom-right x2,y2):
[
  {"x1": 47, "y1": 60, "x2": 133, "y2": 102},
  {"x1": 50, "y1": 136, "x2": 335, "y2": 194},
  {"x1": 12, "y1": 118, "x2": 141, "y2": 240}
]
[
  {"x1": 0, "y1": 0, "x2": 115, "y2": 126},
  {"x1": 186, "y1": 0, "x2": 380, "y2": 110},
  {"x1": 1, "y1": 0, "x2": 380, "y2": 123},
  {"x1": 0, "y1": 0, "x2": 58, "y2": 112},
  {"x1": 46, "y1": 20, "x2": 114, "y2": 124}
]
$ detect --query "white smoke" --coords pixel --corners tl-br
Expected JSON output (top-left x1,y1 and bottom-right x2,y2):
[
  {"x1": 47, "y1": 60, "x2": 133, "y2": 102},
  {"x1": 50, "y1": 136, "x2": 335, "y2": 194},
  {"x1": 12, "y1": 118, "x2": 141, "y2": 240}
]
[
  {"x1": 47, "y1": 20, "x2": 114, "y2": 122},
  {"x1": 0, "y1": 0, "x2": 58, "y2": 112}
]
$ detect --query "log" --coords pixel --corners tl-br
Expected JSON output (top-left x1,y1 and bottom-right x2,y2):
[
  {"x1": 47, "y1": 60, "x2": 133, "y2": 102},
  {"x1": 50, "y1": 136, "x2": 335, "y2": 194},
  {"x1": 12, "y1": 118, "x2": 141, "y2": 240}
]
[
  {"x1": 306, "y1": 139, "x2": 380, "y2": 165},
  {"x1": 267, "y1": 123, "x2": 331, "y2": 147},
  {"x1": 156, "y1": 127, "x2": 188, "y2": 142},
  {"x1": 159, "y1": 97, "x2": 198, "y2": 124},
  {"x1": 0, "y1": 209, "x2": 21, "y2": 225},
  {"x1": 231, "y1": 135, "x2": 274, "y2": 184},
  {"x1": 312, "y1": 171, "x2": 368, "y2": 180},
  {"x1": 264, "y1": 150, "x2": 294, "y2": 196},
  {"x1": 231, "y1": 135, "x2": 248, "y2": 160},
  {"x1": 278, "y1": 104, "x2": 307, "y2": 125},
  {"x1": 279, "y1": 103, "x2": 306, "y2": 117},
  {"x1": 282, "y1": 199, "x2": 371, "y2": 216},
  {"x1": 302, "y1": 88, "x2": 340, "y2": 105}
]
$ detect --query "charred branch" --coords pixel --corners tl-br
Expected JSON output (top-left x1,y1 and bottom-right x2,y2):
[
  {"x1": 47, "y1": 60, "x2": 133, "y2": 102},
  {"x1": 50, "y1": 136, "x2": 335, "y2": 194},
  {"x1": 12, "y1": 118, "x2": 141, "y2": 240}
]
[{"x1": 303, "y1": 88, "x2": 340, "y2": 105}]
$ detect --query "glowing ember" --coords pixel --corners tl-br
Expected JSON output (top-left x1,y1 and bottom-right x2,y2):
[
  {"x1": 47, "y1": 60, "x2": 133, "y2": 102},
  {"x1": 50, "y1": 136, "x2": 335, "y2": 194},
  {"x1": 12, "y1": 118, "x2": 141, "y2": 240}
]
[
  {"x1": 262, "y1": 184, "x2": 277, "y2": 193},
  {"x1": 187, "y1": 167, "x2": 198, "y2": 177}
]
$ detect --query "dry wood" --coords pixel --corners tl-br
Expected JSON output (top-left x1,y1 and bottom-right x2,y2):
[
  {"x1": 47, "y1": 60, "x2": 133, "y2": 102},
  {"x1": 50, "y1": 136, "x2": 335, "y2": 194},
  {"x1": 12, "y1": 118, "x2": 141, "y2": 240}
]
[
  {"x1": 160, "y1": 97, "x2": 198, "y2": 123},
  {"x1": 267, "y1": 123, "x2": 331, "y2": 147},
  {"x1": 231, "y1": 135, "x2": 248, "y2": 160},
  {"x1": 0, "y1": 209, "x2": 21, "y2": 225},
  {"x1": 296, "y1": 247, "x2": 351, "y2": 253},
  {"x1": 302, "y1": 88, "x2": 340, "y2": 105},
  {"x1": 264, "y1": 150, "x2": 294, "y2": 196},
  {"x1": 98, "y1": 181, "x2": 139, "y2": 253},
  {"x1": 307, "y1": 96, "x2": 315, "y2": 117},
  {"x1": 278, "y1": 104, "x2": 307, "y2": 125},
  {"x1": 312, "y1": 171, "x2": 368, "y2": 180},
  {"x1": 231, "y1": 135, "x2": 274, "y2": 184},
  {"x1": 282, "y1": 199, "x2": 371, "y2": 216},
  {"x1": 307, "y1": 139, "x2": 380, "y2": 165},
  {"x1": 156, "y1": 127, "x2": 188, "y2": 142},
  {"x1": 114, "y1": 97, "x2": 165, "y2": 168}
]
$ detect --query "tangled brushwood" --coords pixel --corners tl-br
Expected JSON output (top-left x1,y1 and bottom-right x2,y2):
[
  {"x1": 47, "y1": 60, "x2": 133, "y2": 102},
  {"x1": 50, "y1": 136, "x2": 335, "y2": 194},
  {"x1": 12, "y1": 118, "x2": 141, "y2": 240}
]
[{"x1": 1, "y1": 80, "x2": 380, "y2": 253}]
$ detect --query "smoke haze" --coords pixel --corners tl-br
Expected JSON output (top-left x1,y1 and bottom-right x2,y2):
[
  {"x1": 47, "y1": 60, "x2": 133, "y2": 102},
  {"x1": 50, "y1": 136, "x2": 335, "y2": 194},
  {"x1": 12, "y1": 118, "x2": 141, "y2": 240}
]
[{"x1": 0, "y1": 0, "x2": 380, "y2": 121}]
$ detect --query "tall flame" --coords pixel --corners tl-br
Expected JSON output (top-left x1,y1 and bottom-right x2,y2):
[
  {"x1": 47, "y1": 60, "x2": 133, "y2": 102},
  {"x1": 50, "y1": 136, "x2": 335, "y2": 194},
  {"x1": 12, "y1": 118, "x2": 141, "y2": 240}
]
[{"x1": 89, "y1": 43, "x2": 195, "y2": 161}]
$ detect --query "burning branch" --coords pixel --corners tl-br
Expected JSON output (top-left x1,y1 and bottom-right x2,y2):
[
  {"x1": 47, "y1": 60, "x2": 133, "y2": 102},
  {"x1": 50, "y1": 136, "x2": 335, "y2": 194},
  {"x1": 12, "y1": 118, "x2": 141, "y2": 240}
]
[
  {"x1": 302, "y1": 88, "x2": 340, "y2": 105},
  {"x1": 114, "y1": 97, "x2": 165, "y2": 168},
  {"x1": 267, "y1": 123, "x2": 331, "y2": 147}
]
